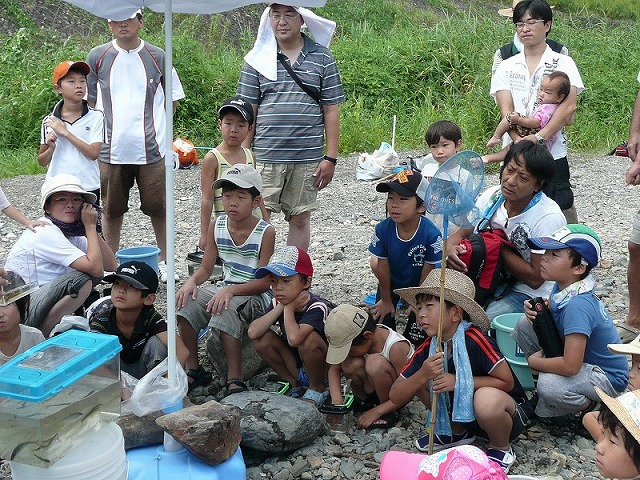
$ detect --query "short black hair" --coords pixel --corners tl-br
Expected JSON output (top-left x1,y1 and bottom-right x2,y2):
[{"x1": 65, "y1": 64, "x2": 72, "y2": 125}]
[
  {"x1": 425, "y1": 120, "x2": 462, "y2": 146},
  {"x1": 221, "y1": 183, "x2": 260, "y2": 199},
  {"x1": 545, "y1": 71, "x2": 571, "y2": 100},
  {"x1": 598, "y1": 405, "x2": 640, "y2": 472},
  {"x1": 500, "y1": 141, "x2": 556, "y2": 188},
  {"x1": 566, "y1": 248, "x2": 593, "y2": 278},
  {"x1": 513, "y1": 0, "x2": 553, "y2": 36},
  {"x1": 414, "y1": 292, "x2": 470, "y2": 321},
  {"x1": 351, "y1": 310, "x2": 377, "y2": 346}
]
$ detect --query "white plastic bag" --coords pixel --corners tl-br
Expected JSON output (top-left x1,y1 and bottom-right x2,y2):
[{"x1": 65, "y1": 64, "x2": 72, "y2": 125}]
[
  {"x1": 121, "y1": 358, "x2": 188, "y2": 417},
  {"x1": 370, "y1": 141, "x2": 399, "y2": 174},
  {"x1": 356, "y1": 153, "x2": 384, "y2": 180}
]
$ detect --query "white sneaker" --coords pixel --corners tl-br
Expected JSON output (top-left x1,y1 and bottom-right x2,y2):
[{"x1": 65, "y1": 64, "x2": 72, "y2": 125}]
[{"x1": 158, "y1": 261, "x2": 179, "y2": 283}]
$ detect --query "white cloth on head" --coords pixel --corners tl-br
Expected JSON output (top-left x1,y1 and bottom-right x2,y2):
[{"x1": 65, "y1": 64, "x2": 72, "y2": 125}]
[{"x1": 244, "y1": 6, "x2": 336, "y2": 81}]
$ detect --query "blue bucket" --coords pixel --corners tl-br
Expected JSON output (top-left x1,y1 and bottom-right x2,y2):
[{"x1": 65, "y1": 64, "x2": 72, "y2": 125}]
[
  {"x1": 115, "y1": 246, "x2": 160, "y2": 274},
  {"x1": 491, "y1": 313, "x2": 535, "y2": 391}
]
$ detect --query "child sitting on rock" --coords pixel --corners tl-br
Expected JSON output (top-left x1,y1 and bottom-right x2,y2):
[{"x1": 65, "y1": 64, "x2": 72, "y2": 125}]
[
  {"x1": 590, "y1": 387, "x2": 640, "y2": 479},
  {"x1": 0, "y1": 271, "x2": 45, "y2": 366},
  {"x1": 390, "y1": 268, "x2": 531, "y2": 473},
  {"x1": 89, "y1": 261, "x2": 188, "y2": 379},
  {"x1": 512, "y1": 224, "x2": 628, "y2": 418},
  {"x1": 325, "y1": 304, "x2": 414, "y2": 429},
  {"x1": 248, "y1": 246, "x2": 334, "y2": 407}
]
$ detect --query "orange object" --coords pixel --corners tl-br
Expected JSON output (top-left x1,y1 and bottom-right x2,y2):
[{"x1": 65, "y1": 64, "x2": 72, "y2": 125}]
[{"x1": 173, "y1": 138, "x2": 199, "y2": 168}]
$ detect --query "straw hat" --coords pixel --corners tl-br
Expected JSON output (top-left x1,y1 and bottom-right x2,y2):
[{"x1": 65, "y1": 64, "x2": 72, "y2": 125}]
[
  {"x1": 596, "y1": 387, "x2": 640, "y2": 445},
  {"x1": 498, "y1": 0, "x2": 554, "y2": 18},
  {"x1": 608, "y1": 334, "x2": 640, "y2": 356},
  {"x1": 395, "y1": 268, "x2": 490, "y2": 333}
]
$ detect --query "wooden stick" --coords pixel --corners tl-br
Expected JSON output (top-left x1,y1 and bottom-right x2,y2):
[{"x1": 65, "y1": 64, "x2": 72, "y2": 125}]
[{"x1": 391, "y1": 115, "x2": 397, "y2": 152}]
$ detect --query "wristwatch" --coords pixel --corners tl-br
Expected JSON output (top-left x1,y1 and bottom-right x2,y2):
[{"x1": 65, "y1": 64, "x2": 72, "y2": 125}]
[{"x1": 535, "y1": 132, "x2": 545, "y2": 145}]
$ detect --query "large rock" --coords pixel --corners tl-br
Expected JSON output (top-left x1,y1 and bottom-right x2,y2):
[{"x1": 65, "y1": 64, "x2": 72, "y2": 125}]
[
  {"x1": 118, "y1": 398, "x2": 192, "y2": 450},
  {"x1": 222, "y1": 390, "x2": 325, "y2": 453},
  {"x1": 155, "y1": 401, "x2": 241, "y2": 466},
  {"x1": 206, "y1": 328, "x2": 265, "y2": 381}
]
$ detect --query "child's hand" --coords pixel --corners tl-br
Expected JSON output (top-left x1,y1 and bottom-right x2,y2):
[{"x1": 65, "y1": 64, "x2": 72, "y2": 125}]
[
  {"x1": 524, "y1": 299, "x2": 537, "y2": 322},
  {"x1": 431, "y1": 372, "x2": 455, "y2": 393},
  {"x1": 289, "y1": 290, "x2": 310, "y2": 313},
  {"x1": 486, "y1": 136, "x2": 502, "y2": 149},
  {"x1": 207, "y1": 287, "x2": 234, "y2": 314},
  {"x1": 45, "y1": 130, "x2": 58, "y2": 147},
  {"x1": 44, "y1": 116, "x2": 70, "y2": 138},
  {"x1": 176, "y1": 281, "x2": 198, "y2": 307},
  {"x1": 371, "y1": 299, "x2": 395, "y2": 322},
  {"x1": 25, "y1": 219, "x2": 47, "y2": 232},
  {"x1": 420, "y1": 351, "x2": 444, "y2": 380}
]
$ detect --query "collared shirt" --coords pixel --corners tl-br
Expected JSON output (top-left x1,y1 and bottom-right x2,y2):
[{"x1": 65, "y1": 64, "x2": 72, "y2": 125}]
[{"x1": 237, "y1": 34, "x2": 345, "y2": 164}]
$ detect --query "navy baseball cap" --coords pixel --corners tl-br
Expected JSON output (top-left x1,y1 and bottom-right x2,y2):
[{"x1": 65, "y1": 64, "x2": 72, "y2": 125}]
[
  {"x1": 103, "y1": 261, "x2": 159, "y2": 293},
  {"x1": 527, "y1": 224, "x2": 602, "y2": 268},
  {"x1": 376, "y1": 168, "x2": 428, "y2": 202}
]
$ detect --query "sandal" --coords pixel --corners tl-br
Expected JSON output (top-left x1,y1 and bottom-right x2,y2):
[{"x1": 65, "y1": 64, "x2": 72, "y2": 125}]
[
  {"x1": 615, "y1": 320, "x2": 640, "y2": 344},
  {"x1": 226, "y1": 378, "x2": 248, "y2": 395},
  {"x1": 369, "y1": 411, "x2": 399, "y2": 430},
  {"x1": 186, "y1": 367, "x2": 212, "y2": 392},
  {"x1": 353, "y1": 392, "x2": 380, "y2": 413},
  {"x1": 286, "y1": 385, "x2": 307, "y2": 399},
  {"x1": 301, "y1": 388, "x2": 328, "y2": 407}
]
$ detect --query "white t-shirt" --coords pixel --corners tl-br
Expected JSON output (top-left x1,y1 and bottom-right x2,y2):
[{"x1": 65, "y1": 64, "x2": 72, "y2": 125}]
[
  {"x1": 0, "y1": 325, "x2": 45, "y2": 366},
  {"x1": 41, "y1": 102, "x2": 106, "y2": 191},
  {"x1": 491, "y1": 45, "x2": 584, "y2": 160},
  {"x1": 5, "y1": 218, "x2": 87, "y2": 286},
  {"x1": 476, "y1": 186, "x2": 566, "y2": 298},
  {"x1": 0, "y1": 185, "x2": 10, "y2": 211},
  {"x1": 637, "y1": 69, "x2": 640, "y2": 83}
]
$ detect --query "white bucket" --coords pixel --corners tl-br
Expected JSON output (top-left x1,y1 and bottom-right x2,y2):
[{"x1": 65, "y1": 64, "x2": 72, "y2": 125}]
[{"x1": 10, "y1": 422, "x2": 126, "y2": 480}]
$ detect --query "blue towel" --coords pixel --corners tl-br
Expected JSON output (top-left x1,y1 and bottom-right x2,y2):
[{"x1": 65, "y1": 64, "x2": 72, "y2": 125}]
[{"x1": 428, "y1": 321, "x2": 476, "y2": 435}]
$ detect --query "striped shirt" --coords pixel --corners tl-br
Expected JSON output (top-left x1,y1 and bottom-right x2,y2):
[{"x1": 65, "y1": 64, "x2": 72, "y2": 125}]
[
  {"x1": 237, "y1": 34, "x2": 345, "y2": 164},
  {"x1": 215, "y1": 215, "x2": 270, "y2": 284}
]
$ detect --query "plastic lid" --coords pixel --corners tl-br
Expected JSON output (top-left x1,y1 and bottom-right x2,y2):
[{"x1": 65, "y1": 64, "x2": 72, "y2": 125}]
[{"x1": 0, "y1": 331, "x2": 122, "y2": 402}]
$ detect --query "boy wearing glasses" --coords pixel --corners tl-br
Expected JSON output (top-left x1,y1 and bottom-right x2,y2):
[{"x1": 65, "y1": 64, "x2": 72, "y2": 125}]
[
  {"x1": 237, "y1": 3, "x2": 345, "y2": 251},
  {"x1": 489, "y1": 0, "x2": 583, "y2": 224}
]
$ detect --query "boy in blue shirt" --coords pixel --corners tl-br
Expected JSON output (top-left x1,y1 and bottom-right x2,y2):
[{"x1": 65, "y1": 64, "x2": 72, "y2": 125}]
[
  {"x1": 369, "y1": 169, "x2": 442, "y2": 346},
  {"x1": 512, "y1": 224, "x2": 629, "y2": 417}
]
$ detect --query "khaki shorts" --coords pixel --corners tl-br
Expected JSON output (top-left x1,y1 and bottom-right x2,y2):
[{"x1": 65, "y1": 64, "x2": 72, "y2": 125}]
[
  {"x1": 176, "y1": 284, "x2": 268, "y2": 340},
  {"x1": 99, "y1": 161, "x2": 166, "y2": 218},
  {"x1": 258, "y1": 162, "x2": 319, "y2": 221},
  {"x1": 631, "y1": 210, "x2": 640, "y2": 245}
]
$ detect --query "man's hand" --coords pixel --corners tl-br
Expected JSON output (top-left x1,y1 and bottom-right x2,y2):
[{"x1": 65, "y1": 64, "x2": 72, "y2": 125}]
[
  {"x1": 626, "y1": 160, "x2": 640, "y2": 186},
  {"x1": 371, "y1": 298, "x2": 395, "y2": 322},
  {"x1": 312, "y1": 160, "x2": 336, "y2": 190}
]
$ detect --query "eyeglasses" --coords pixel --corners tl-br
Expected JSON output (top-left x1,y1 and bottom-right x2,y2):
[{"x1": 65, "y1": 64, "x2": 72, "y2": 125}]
[
  {"x1": 51, "y1": 195, "x2": 84, "y2": 206},
  {"x1": 270, "y1": 13, "x2": 300, "y2": 23},
  {"x1": 514, "y1": 19, "x2": 546, "y2": 29}
]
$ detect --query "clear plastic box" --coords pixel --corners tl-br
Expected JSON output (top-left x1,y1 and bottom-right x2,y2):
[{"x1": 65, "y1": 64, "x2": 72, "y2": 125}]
[
  {"x1": 0, "y1": 331, "x2": 122, "y2": 467},
  {"x1": 0, "y1": 250, "x2": 38, "y2": 306}
]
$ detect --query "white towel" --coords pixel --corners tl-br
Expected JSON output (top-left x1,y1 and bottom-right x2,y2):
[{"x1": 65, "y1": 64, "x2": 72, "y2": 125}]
[{"x1": 244, "y1": 6, "x2": 336, "y2": 81}]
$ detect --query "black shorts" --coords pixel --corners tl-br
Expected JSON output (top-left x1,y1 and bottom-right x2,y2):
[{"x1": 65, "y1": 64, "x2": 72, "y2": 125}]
[{"x1": 465, "y1": 396, "x2": 534, "y2": 441}]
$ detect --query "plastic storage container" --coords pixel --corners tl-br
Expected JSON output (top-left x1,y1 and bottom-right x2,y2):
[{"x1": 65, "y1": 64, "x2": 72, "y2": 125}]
[
  {"x1": 10, "y1": 422, "x2": 126, "y2": 480},
  {"x1": 492, "y1": 313, "x2": 535, "y2": 391},
  {"x1": 0, "y1": 331, "x2": 122, "y2": 467},
  {"x1": 0, "y1": 250, "x2": 38, "y2": 306},
  {"x1": 127, "y1": 444, "x2": 246, "y2": 479},
  {"x1": 115, "y1": 246, "x2": 160, "y2": 273}
]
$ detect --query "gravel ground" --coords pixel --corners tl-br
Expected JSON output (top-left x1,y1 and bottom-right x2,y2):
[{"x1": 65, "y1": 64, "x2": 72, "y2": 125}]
[{"x1": 0, "y1": 151, "x2": 637, "y2": 479}]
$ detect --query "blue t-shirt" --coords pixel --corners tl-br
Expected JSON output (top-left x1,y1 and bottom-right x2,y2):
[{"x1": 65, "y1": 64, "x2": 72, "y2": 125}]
[
  {"x1": 401, "y1": 325, "x2": 527, "y2": 402},
  {"x1": 267, "y1": 292, "x2": 335, "y2": 344},
  {"x1": 368, "y1": 216, "x2": 442, "y2": 290},
  {"x1": 550, "y1": 289, "x2": 628, "y2": 392}
]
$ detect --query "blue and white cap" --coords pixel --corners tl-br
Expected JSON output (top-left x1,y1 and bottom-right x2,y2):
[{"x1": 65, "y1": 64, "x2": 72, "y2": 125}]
[{"x1": 527, "y1": 224, "x2": 601, "y2": 268}]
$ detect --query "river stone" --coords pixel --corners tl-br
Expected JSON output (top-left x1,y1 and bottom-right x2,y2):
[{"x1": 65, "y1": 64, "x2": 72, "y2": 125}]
[{"x1": 222, "y1": 390, "x2": 325, "y2": 453}]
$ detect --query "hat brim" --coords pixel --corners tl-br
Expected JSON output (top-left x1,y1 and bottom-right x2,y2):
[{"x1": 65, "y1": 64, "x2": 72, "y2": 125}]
[
  {"x1": 596, "y1": 387, "x2": 640, "y2": 445},
  {"x1": 41, "y1": 187, "x2": 97, "y2": 209},
  {"x1": 211, "y1": 178, "x2": 257, "y2": 191},
  {"x1": 497, "y1": 7, "x2": 514, "y2": 16},
  {"x1": 608, "y1": 339, "x2": 640, "y2": 356},
  {"x1": 102, "y1": 273, "x2": 149, "y2": 291},
  {"x1": 218, "y1": 105, "x2": 253, "y2": 125},
  {"x1": 395, "y1": 285, "x2": 490, "y2": 333},
  {"x1": 527, "y1": 236, "x2": 567, "y2": 251},
  {"x1": 376, "y1": 182, "x2": 418, "y2": 199},
  {"x1": 326, "y1": 343, "x2": 352, "y2": 365},
  {"x1": 255, "y1": 264, "x2": 299, "y2": 279}
]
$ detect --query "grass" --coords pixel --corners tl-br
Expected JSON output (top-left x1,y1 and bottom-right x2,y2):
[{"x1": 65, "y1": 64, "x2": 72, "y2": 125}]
[{"x1": 0, "y1": 0, "x2": 639, "y2": 179}]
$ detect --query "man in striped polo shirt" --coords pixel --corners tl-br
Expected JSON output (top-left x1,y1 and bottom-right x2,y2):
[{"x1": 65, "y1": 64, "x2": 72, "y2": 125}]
[
  {"x1": 238, "y1": 3, "x2": 345, "y2": 250},
  {"x1": 86, "y1": 8, "x2": 185, "y2": 283}
]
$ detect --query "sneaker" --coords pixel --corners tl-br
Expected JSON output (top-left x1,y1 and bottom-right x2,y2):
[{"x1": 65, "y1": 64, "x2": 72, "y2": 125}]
[
  {"x1": 486, "y1": 447, "x2": 516, "y2": 473},
  {"x1": 158, "y1": 260, "x2": 179, "y2": 283},
  {"x1": 415, "y1": 430, "x2": 475, "y2": 452}
]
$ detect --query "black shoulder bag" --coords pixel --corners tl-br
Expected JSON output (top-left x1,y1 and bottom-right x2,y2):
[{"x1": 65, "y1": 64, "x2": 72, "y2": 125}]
[{"x1": 277, "y1": 53, "x2": 321, "y2": 104}]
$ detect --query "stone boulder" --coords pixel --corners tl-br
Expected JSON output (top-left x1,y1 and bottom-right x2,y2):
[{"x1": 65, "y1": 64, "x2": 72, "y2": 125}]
[
  {"x1": 155, "y1": 401, "x2": 241, "y2": 466},
  {"x1": 222, "y1": 390, "x2": 325, "y2": 453},
  {"x1": 206, "y1": 328, "x2": 265, "y2": 381}
]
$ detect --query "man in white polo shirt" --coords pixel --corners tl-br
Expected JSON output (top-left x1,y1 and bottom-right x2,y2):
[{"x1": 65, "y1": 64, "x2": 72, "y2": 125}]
[{"x1": 86, "y1": 8, "x2": 185, "y2": 282}]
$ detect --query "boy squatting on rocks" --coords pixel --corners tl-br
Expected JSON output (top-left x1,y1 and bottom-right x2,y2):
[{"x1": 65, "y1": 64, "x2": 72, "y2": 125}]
[
  {"x1": 89, "y1": 261, "x2": 188, "y2": 379},
  {"x1": 248, "y1": 246, "x2": 334, "y2": 406},
  {"x1": 390, "y1": 268, "x2": 533, "y2": 473},
  {"x1": 176, "y1": 164, "x2": 275, "y2": 393},
  {"x1": 512, "y1": 224, "x2": 628, "y2": 417},
  {"x1": 324, "y1": 304, "x2": 414, "y2": 429}
]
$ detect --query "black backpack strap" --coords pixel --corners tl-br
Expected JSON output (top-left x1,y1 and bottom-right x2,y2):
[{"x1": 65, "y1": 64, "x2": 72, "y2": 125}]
[
  {"x1": 545, "y1": 38, "x2": 565, "y2": 54},
  {"x1": 277, "y1": 53, "x2": 321, "y2": 104},
  {"x1": 499, "y1": 42, "x2": 519, "y2": 61}
]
